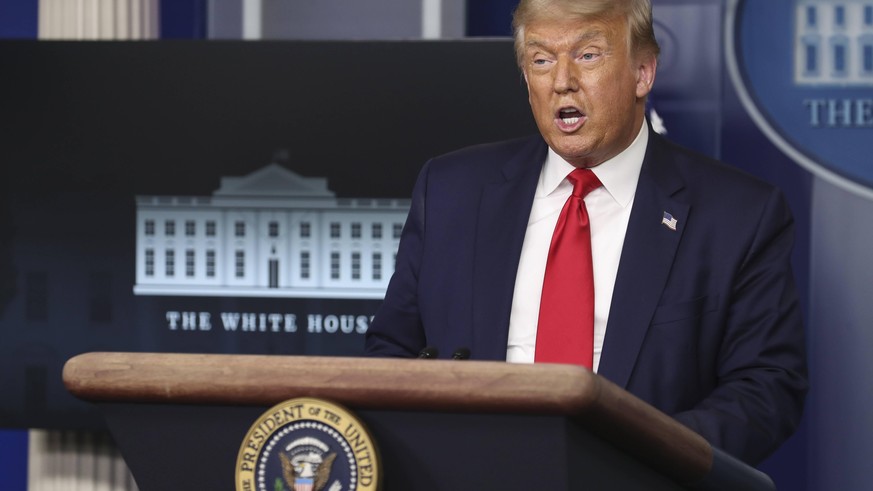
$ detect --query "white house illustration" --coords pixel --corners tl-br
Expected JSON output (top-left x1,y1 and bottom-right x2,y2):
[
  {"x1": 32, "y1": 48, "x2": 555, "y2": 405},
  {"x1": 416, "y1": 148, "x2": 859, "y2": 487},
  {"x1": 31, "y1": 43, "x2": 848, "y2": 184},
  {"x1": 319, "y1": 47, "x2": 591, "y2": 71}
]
[
  {"x1": 795, "y1": 0, "x2": 873, "y2": 85},
  {"x1": 134, "y1": 162, "x2": 409, "y2": 299}
]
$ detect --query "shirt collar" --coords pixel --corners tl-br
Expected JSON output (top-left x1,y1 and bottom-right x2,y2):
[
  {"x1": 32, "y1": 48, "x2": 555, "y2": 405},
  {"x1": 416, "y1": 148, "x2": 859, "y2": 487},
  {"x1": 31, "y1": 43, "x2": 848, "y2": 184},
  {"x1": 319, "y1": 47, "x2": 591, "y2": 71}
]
[{"x1": 540, "y1": 119, "x2": 648, "y2": 208}]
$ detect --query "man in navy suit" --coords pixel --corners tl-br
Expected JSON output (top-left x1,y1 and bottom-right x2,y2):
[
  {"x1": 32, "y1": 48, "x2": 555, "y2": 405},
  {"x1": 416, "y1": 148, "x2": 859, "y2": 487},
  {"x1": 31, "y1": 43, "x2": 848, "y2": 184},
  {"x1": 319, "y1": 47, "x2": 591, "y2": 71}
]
[{"x1": 365, "y1": 0, "x2": 807, "y2": 466}]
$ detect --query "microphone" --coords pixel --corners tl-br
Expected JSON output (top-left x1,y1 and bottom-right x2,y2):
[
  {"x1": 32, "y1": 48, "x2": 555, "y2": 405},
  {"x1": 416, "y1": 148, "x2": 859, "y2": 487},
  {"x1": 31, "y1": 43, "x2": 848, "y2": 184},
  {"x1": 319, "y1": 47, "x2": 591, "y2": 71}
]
[
  {"x1": 451, "y1": 347, "x2": 471, "y2": 360},
  {"x1": 418, "y1": 346, "x2": 439, "y2": 359}
]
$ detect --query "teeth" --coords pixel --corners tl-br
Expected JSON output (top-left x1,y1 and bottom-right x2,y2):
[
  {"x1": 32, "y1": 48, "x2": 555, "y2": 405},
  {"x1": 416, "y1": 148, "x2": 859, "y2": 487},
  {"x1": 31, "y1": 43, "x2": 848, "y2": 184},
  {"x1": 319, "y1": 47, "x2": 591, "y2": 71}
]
[{"x1": 559, "y1": 108, "x2": 581, "y2": 125}]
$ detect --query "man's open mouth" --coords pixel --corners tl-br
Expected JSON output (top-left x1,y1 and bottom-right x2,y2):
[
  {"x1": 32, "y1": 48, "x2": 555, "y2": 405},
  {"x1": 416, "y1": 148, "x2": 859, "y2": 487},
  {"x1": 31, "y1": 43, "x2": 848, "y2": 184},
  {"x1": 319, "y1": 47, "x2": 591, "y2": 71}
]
[{"x1": 558, "y1": 107, "x2": 583, "y2": 124}]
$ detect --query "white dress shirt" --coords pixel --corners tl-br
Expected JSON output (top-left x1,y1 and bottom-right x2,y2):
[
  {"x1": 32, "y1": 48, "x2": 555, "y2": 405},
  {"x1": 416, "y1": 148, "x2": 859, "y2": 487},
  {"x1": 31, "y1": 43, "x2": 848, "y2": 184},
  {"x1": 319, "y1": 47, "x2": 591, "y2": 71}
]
[{"x1": 506, "y1": 121, "x2": 648, "y2": 372}]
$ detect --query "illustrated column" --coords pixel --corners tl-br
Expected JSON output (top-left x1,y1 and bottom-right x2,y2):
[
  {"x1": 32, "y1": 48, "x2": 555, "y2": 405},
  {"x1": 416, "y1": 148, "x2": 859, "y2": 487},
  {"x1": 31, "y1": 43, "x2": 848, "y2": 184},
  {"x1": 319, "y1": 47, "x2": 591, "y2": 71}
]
[{"x1": 39, "y1": 0, "x2": 159, "y2": 40}]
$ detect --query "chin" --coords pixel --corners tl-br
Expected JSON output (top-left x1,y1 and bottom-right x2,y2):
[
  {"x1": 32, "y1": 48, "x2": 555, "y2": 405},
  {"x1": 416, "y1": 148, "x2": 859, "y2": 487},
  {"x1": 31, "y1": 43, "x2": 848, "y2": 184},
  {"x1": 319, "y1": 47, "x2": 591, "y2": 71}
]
[{"x1": 553, "y1": 143, "x2": 594, "y2": 164}]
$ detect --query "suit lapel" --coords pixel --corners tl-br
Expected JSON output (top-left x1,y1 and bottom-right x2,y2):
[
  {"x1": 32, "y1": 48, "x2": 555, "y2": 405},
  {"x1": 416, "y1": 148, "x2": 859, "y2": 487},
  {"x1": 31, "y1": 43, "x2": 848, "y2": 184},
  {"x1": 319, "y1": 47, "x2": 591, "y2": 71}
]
[
  {"x1": 598, "y1": 132, "x2": 689, "y2": 388},
  {"x1": 471, "y1": 137, "x2": 546, "y2": 360}
]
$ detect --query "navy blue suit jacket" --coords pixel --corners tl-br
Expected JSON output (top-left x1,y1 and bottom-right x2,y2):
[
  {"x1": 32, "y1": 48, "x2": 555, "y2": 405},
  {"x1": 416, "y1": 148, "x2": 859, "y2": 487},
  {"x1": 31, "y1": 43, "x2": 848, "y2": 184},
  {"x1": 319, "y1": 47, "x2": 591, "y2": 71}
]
[{"x1": 365, "y1": 130, "x2": 808, "y2": 465}]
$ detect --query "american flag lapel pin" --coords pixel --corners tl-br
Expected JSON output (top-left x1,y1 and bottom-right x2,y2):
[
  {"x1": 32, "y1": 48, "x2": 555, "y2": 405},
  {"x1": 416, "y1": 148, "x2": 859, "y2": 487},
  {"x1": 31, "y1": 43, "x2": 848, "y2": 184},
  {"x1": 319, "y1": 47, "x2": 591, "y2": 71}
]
[{"x1": 661, "y1": 211, "x2": 678, "y2": 231}]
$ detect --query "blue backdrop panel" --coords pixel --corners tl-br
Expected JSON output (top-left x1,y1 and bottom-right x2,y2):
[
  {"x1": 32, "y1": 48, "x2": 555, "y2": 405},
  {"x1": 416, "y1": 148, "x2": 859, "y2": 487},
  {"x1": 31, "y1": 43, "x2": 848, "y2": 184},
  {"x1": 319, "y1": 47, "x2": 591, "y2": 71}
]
[
  {"x1": 0, "y1": 429, "x2": 27, "y2": 491},
  {"x1": 160, "y1": 0, "x2": 208, "y2": 39},
  {"x1": 0, "y1": 0, "x2": 37, "y2": 39}
]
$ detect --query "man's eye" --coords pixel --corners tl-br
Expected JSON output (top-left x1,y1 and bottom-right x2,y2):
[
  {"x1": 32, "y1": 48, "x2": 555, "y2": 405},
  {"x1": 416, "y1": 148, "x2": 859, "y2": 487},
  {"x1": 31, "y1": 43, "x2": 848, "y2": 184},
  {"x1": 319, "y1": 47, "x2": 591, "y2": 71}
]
[
  {"x1": 533, "y1": 58, "x2": 548, "y2": 65},
  {"x1": 580, "y1": 53, "x2": 597, "y2": 61}
]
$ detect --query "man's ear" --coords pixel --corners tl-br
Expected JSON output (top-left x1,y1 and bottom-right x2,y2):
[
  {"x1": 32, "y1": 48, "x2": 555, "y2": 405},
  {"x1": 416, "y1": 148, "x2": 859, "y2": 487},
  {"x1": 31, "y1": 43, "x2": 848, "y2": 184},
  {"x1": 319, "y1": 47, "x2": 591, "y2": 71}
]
[{"x1": 635, "y1": 54, "x2": 657, "y2": 99}]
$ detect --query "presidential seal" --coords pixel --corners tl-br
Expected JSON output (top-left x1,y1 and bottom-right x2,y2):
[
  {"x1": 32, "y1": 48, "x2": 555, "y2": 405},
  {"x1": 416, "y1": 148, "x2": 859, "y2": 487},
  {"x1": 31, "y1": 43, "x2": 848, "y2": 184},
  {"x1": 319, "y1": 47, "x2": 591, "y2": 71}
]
[{"x1": 236, "y1": 398, "x2": 380, "y2": 491}]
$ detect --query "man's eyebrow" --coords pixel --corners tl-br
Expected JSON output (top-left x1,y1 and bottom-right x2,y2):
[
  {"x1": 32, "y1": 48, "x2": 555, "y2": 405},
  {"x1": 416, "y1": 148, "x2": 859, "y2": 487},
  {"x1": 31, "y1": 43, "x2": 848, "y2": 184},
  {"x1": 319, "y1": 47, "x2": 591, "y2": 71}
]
[{"x1": 524, "y1": 39, "x2": 550, "y2": 51}]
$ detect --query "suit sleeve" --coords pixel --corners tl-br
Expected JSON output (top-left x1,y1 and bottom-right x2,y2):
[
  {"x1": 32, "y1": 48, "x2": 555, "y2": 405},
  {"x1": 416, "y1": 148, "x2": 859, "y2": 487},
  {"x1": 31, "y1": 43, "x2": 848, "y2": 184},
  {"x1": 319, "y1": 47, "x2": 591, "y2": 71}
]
[
  {"x1": 364, "y1": 162, "x2": 430, "y2": 357},
  {"x1": 672, "y1": 188, "x2": 808, "y2": 465}
]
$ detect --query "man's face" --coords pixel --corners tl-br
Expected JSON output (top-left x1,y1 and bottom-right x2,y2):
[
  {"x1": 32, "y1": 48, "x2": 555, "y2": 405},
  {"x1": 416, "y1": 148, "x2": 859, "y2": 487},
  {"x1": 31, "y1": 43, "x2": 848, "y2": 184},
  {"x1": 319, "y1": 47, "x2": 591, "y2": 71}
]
[{"x1": 521, "y1": 13, "x2": 656, "y2": 168}]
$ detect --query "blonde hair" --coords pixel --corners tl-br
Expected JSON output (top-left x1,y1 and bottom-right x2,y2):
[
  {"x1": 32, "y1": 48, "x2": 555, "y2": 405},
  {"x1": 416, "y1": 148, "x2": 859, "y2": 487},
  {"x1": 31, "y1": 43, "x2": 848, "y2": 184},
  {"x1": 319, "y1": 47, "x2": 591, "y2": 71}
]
[{"x1": 512, "y1": 0, "x2": 660, "y2": 67}]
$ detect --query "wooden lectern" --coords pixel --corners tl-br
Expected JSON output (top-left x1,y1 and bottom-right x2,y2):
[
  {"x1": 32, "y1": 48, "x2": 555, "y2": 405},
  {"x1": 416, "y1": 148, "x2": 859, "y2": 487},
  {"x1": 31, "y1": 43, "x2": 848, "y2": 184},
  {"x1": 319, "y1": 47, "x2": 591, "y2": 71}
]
[{"x1": 63, "y1": 352, "x2": 775, "y2": 490}]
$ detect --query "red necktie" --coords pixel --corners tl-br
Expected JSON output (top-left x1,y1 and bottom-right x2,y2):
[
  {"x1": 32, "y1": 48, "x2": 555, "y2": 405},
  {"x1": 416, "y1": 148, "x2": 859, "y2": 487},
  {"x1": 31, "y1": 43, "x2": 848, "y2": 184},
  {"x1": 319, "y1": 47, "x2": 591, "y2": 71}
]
[{"x1": 535, "y1": 168, "x2": 602, "y2": 368}]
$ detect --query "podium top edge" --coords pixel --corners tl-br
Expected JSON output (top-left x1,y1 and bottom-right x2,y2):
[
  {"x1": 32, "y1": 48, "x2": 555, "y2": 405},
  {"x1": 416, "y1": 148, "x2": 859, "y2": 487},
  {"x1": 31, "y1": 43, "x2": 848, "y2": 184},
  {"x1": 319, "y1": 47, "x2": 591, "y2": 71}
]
[{"x1": 63, "y1": 351, "x2": 596, "y2": 413}]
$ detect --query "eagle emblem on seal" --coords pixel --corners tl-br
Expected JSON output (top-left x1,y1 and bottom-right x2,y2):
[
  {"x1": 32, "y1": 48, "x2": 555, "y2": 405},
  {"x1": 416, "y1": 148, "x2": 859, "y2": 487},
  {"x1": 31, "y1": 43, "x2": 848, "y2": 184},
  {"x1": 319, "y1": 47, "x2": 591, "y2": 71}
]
[{"x1": 278, "y1": 437, "x2": 340, "y2": 491}]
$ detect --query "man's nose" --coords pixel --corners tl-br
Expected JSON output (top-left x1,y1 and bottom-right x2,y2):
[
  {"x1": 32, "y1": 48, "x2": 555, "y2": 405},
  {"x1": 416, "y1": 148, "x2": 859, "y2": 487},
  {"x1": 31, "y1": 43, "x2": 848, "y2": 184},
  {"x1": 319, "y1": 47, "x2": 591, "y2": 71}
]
[{"x1": 553, "y1": 57, "x2": 580, "y2": 93}]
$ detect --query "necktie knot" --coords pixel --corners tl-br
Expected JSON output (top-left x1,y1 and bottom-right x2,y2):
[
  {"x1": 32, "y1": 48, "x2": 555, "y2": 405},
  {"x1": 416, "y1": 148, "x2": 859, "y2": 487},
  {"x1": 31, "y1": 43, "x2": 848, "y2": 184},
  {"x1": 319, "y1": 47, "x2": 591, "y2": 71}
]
[{"x1": 567, "y1": 168, "x2": 602, "y2": 199}]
